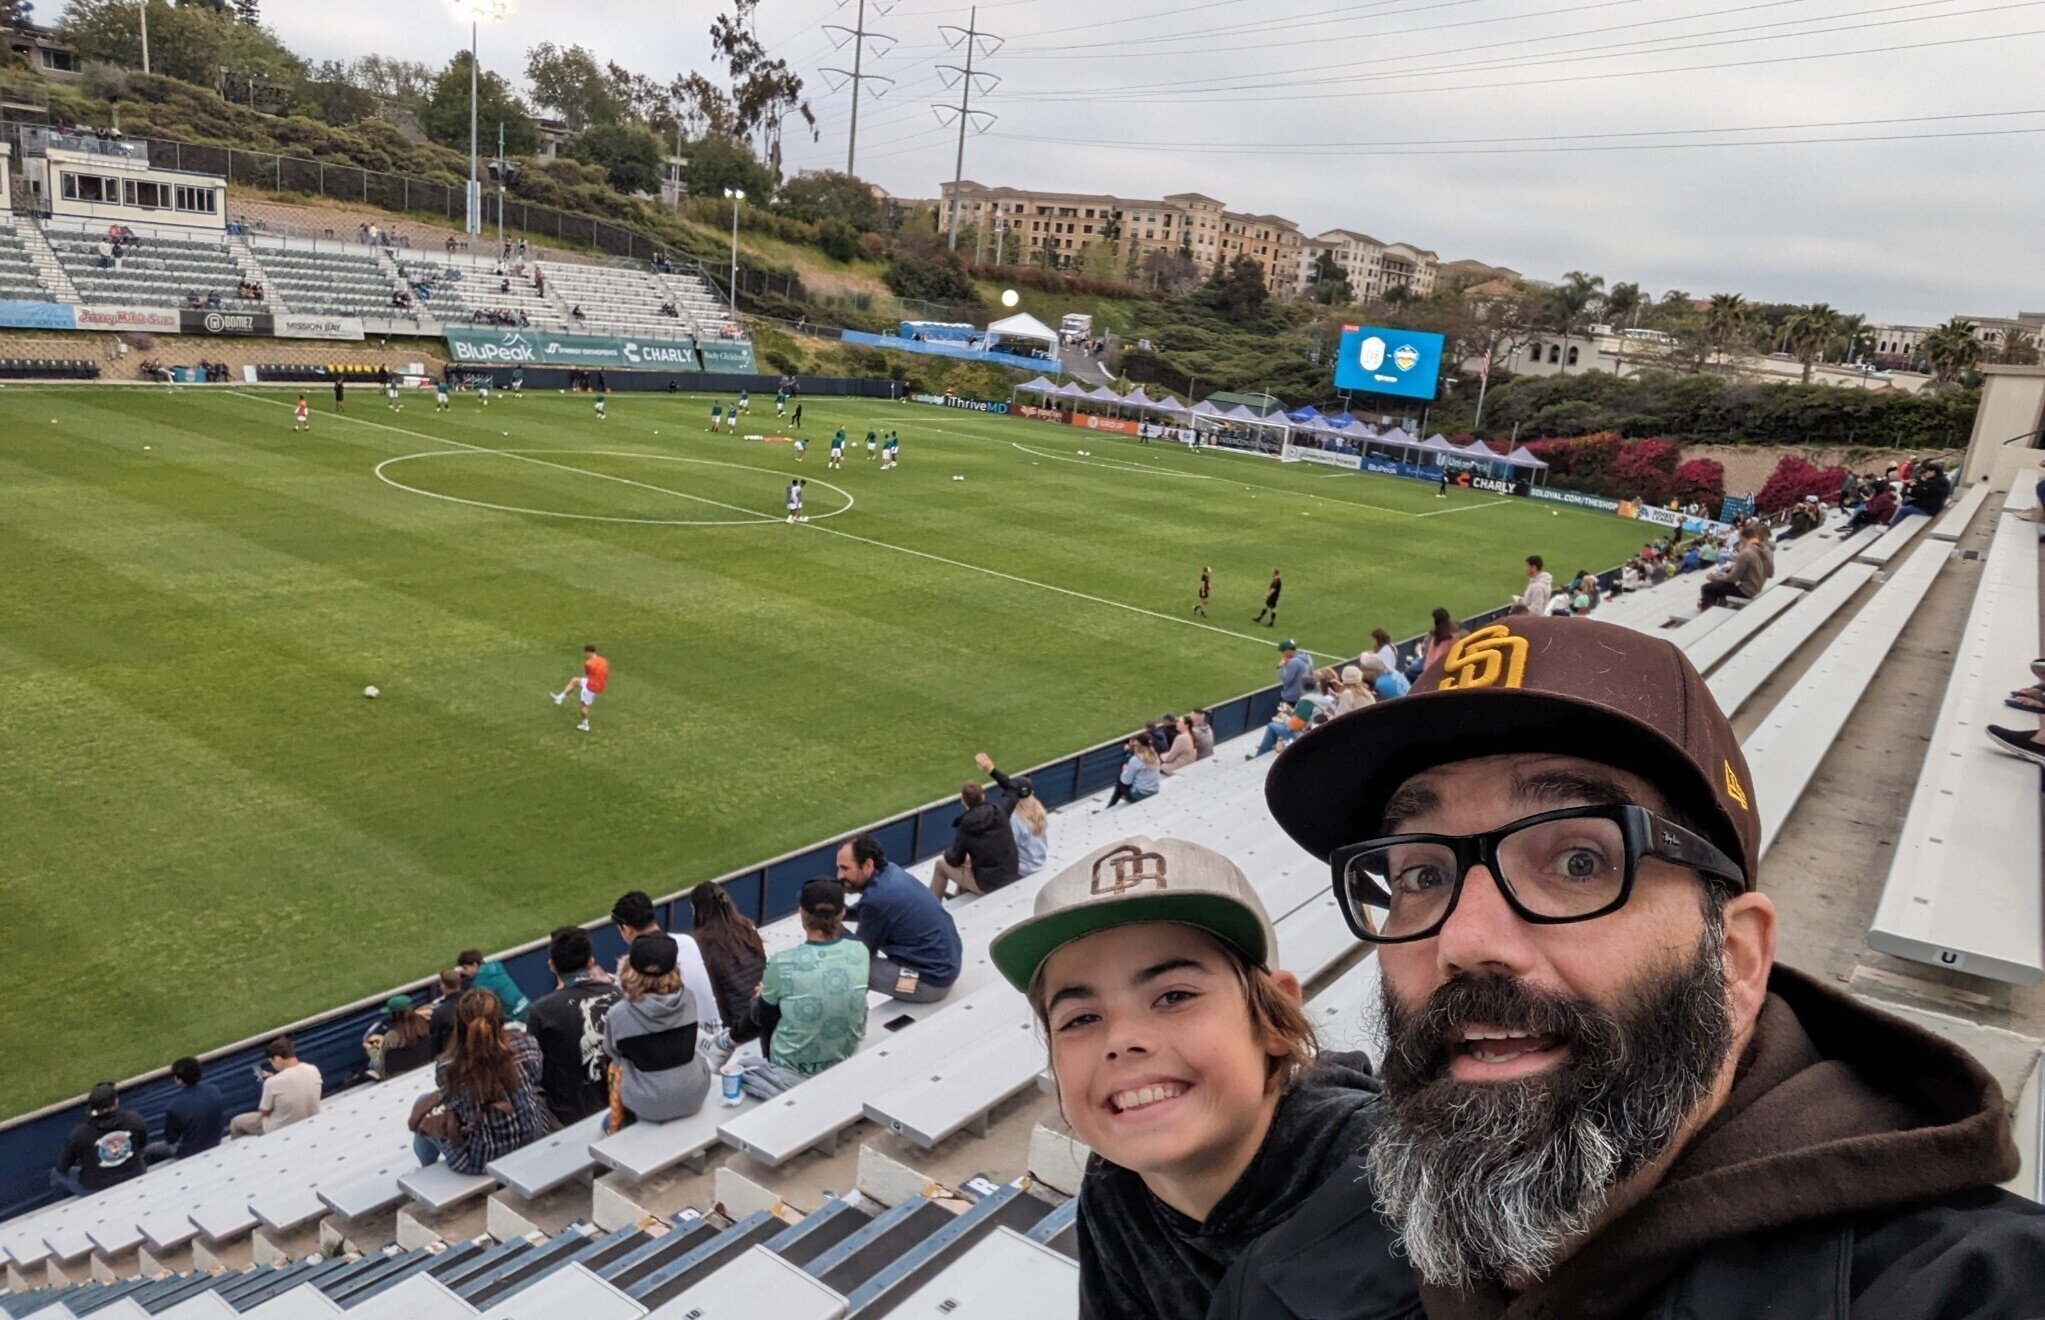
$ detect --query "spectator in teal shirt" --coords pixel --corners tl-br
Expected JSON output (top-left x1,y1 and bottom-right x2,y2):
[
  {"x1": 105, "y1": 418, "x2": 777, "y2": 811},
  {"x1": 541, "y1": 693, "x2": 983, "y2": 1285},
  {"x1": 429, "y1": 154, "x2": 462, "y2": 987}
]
[{"x1": 746, "y1": 878, "x2": 870, "y2": 1085}]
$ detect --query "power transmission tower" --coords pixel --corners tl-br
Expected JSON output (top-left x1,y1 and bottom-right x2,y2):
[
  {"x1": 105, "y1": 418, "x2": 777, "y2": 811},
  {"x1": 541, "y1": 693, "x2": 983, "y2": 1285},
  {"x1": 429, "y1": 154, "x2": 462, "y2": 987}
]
[
  {"x1": 935, "y1": 6, "x2": 1001, "y2": 252},
  {"x1": 821, "y1": 0, "x2": 895, "y2": 178}
]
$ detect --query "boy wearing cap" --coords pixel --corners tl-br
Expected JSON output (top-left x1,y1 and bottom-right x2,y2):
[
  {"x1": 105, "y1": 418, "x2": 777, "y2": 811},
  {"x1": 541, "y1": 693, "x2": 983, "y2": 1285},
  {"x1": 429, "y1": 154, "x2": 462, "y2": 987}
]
[
  {"x1": 744, "y1": 877, "x2": 870, "y2": 1088},
  {"x1": 991, "y1": 837, "x2": 1395, "y2": 1320},
  {"x1": 1228, "y1": 615, "x2": 2045, "y2": 1318},
  {"x1": 53, "y1": 1083, "x2": 150, "y2": 1196}
]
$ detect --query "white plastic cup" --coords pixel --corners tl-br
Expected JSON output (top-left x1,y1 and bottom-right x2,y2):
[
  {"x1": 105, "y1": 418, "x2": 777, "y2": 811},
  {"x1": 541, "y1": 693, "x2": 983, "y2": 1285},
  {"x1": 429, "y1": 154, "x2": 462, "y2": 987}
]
[{"x1": 720, "y1": 1063, "x2": 744, "y2": 1106}]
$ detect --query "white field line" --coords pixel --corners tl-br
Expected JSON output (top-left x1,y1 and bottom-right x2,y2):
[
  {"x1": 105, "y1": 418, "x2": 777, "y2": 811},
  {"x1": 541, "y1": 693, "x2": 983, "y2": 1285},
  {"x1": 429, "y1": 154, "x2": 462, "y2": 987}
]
[{"x1": 227, "y1": 391, "x2": 1341, "y2": 656}]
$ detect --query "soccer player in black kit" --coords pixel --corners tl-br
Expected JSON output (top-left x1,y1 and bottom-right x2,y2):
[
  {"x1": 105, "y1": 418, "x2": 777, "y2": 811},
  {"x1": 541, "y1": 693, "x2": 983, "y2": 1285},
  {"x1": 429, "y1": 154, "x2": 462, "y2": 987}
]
[{"x1": 1253, "y1": 568, "x2": 1281, "y2": 627}]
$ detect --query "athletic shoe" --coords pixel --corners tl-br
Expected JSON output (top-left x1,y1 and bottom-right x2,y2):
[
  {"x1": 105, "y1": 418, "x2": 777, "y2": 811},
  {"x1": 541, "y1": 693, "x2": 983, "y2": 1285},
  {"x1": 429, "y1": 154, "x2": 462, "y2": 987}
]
[
  {"x1": 1985, "y1": 725, "x2": 2045, "y2": 766},
  {"x1": 551, "y1": 692, "x2": 565, "y2": 705},
  {"x1": 577, "y1": 720, "x2": 590, "y2": 732}
]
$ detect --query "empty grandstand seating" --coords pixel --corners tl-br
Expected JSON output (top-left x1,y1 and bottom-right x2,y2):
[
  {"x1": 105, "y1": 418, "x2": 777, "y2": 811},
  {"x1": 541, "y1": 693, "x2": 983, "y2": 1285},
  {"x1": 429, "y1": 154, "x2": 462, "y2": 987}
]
[
  {"x1": 0, "y1": 360, "x2": 98, "y2": 380},
  {"x1": 244, "y1": 241, "x2": 412, "y2": 321},
  {"x1": 534, "y1": 265, "x2": 695, "y2": 342},
  {"x1": 396, "y1": 257, "x2": 565, "y2": 333},
  {"x1": 0, "y1": 227, "x2": 54, "y2": 302},
  {"x1": 42, "y1": 229, "x2": 264, "y2": 309},
  {"x1": 1870, "y1": 485, "x2": 2045, "y2": 984}
]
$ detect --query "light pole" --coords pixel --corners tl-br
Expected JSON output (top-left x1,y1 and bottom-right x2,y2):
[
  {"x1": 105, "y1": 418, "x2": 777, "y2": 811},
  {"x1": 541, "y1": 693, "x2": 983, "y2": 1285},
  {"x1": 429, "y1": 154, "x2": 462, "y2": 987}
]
[
  {"x1": 723, "y1": 188, "x2": 744, "y2": 323},
  {"x1": 452, "y1": 0, "x2": 511, "y2": 240},
  {"x1": 138, "y1": 0, "x2": 151, "y2": 75}
]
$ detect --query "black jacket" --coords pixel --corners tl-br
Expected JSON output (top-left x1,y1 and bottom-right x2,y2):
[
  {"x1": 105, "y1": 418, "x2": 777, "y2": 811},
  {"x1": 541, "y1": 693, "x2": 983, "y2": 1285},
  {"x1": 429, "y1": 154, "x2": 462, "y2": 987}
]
[
  {"x1": 1906, "y1": 472, "x2": 1951, "y2": 514},
  {"x1": 943, "y1": 801, "x2": 1020, "y2": 891},
  {"x1": 525, "y1": 975, "x2": 623, "y2": 1126},
  {"x1": 1078, "y1": 1052, "x2": 1387, "y2": 1320},
  {"x1": 57, "y1": 1110, "x2": 150, "y2": 1191},
  {"x1": 1216, "y1": 968, "x2": 2045, "y2": 1320}
]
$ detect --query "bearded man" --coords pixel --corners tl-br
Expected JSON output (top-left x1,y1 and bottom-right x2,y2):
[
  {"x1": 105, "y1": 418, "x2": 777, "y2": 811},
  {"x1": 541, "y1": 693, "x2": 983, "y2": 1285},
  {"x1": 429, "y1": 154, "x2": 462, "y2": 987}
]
[{"x1": 1214, "y1": 615, "x2": 2045, "y2": 1319}]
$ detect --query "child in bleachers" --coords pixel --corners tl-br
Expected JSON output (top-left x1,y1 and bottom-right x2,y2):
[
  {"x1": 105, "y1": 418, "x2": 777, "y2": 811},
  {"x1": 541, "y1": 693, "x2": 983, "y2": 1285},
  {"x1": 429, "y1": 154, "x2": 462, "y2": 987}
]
[{"x1": 991, "y1": 836, "x2": 1396, "y2": 1320}]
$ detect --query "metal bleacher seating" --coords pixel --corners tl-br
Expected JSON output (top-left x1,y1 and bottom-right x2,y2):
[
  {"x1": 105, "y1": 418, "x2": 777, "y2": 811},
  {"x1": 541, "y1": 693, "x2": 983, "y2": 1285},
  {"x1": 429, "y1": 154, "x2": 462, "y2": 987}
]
[
  {"x1": 42, "y1": 229, "x2": 262, "y2": 309},
  {"x1": 1871, "y1": 482, "x2": 2044, "y2": 984},
  {"x1": 0, "y1": 227, "x2": 54, "y2": 302},
  {"x1": 396, "y1": 258, "x2": 566, "y2": 334},
  {"x1": 244, "y1": 241, "x2": 411, "y2": 321},
  {"x1": 533, "y1": 265, "x2": 694, "y2": 342}
]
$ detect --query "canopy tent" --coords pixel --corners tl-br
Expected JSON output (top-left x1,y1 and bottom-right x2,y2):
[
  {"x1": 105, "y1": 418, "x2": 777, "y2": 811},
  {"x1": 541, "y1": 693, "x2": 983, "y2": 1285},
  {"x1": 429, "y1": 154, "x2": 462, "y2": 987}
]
[
  {"x1": 1051, "y1": 380, "x2": 1091, "y2": 398},
  {"x1": 1505, "y1": 445, "x2": 1550, "y2": 470},
  {"x1": 1377, "y1": 427, "x2": 1414, "y2": 447},
  {"x1": 1417, "y1": 434, "x2": 1463, "y2": 454},
  {"x1": 1452, "y1": 438, "x2": 1501, "y2": 457},
  {"x1": 1149, "y1": 394, "x2": 1187, "y2": 414},
  {"x1": 1222, "y1": 404, "x2": 1265, "y2": 423},
  {"x1": 1084, "y1": 384, "x2": 1126, "y2": 403},
  {"x1": 1285, "y1": 406, "x2": 1323, "y2": 424},
  {"x1": 983, "y1": 312, "x2": 1060, "y2": 355},
  {"x1": 1122, "y1": 387, "x2": 1158, "y2": 408},
  {"x1": 1015, "y1": 375, "x2": 1058, "y2": 395},
  {"x1": 1188, "y1": 400, "x2": 1226, "y2": 417}
]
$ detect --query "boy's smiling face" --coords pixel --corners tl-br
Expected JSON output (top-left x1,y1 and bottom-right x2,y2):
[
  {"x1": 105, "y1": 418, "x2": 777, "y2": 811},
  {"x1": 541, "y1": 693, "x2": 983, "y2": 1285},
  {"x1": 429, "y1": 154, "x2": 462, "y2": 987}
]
[{"x1": 1041, "y1": 923, "x2": 1300, "y2": 1221}]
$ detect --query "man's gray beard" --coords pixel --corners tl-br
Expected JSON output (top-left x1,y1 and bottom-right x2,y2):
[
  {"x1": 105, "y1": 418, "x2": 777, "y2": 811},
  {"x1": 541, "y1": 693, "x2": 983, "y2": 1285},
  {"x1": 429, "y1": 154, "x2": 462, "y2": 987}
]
[{"x1": 1366, "y1": 930, "x2": 1733, "y2": 1291}]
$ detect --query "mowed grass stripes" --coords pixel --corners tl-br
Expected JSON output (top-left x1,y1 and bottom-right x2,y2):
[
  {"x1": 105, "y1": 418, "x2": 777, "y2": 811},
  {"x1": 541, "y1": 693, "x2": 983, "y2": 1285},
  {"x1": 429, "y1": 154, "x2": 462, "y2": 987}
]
[{"x1": 0, "y1": 384, "x2": 1645, "y2": 1115}]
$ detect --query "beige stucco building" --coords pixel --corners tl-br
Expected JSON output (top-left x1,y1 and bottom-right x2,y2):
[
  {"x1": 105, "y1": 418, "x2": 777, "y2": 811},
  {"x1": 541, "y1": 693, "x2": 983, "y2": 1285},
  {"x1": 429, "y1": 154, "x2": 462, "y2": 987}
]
[{"x1": 1296, "y1": 229, "x2": 1439, "y2": 302}]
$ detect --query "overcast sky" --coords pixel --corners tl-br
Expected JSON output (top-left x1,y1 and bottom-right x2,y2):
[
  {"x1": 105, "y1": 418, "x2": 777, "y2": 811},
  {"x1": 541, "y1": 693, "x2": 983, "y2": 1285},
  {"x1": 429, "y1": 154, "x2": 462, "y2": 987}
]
[{"x1": 250, "y1": 0, "x2": 2045, "y2": 324}]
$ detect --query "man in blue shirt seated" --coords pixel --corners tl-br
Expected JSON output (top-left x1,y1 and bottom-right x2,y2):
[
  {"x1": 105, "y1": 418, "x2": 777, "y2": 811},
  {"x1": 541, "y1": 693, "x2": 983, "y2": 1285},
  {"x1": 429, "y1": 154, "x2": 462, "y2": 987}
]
[
  {"x1": 145, "y1": 1056, "x2": 225, "y2": 1164},
  {"x1": 836, "y1": 834, "x2": 963, "y2": 1003}
]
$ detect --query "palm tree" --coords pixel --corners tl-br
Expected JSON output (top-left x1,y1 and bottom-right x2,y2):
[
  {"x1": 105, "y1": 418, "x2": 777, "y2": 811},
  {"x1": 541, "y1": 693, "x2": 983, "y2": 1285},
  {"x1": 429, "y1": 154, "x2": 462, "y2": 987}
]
[
  {"x1": 1922, "y1": 318, "x2": 1986, "y2": 385},
  {"x1": 1605, "y1": 281, "x2": 1643, "y2": 328},
  {"x1": 1783, "y1": 302, "x2": 1840, "y2": 384},
  {"x1": 1703, "y1": 293, "x2": 1746, "y2": 372},
  {"x1": 1546, "y1": 270, "x2": 1605, "y2": 374},
  {"x1": 1834, "y1": 312, "x2": 1874, "y2": 365}
]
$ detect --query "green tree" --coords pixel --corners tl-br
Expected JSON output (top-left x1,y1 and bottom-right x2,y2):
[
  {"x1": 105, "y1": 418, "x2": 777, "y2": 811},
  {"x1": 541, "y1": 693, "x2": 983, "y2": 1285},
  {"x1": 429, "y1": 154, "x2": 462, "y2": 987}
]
[
  {"x1": 817, "y1": 217, "x2": 859, "y2": 262},
  {"x1": 1200, "y1": 255, "x2": 1269, "y2": 322},
  {"x1": 1308, "y1": 248, "x2": 1351, "y2": 305},
  {"x1": 524, "y1": 42, "x2": 627, "y2": 132},
  {"x1": 1604, "y1": 281, "x2": 1642, "y2": 328},
  {"x1": 1783, "y1": 302, "x2": 1839, "y2": 384},
  {"x1": 1833, "y1": 312, "x2": 1874, "y2": 364},
  {"x1": 1077, "y1": 239, "x2": 1120, "y2": 282},
  {"x1": 61, "y1": 0, "x2": 302, "y2": 87},
  {"x1": 681, "y1": 135, "x2": 774, "y2": 201},
  {"x1": 1543, "y1": 270, "x2": 1604, "y2": 374},
  {"x1": 1922, "y1": 318, "x2": 1985, "y2": 385},
  {"x1": 420, "y1": 49, "x2": 539, "y2": 156},
  {"x1": 565, "y1": 120, "x2": 664, "y2": 193},
  {"x1": 774, "y1": 170, "x2": 880, "y2": 230},
  {"x1": 1703, "y1": 293, "x2": 1747, "y2": 372}
]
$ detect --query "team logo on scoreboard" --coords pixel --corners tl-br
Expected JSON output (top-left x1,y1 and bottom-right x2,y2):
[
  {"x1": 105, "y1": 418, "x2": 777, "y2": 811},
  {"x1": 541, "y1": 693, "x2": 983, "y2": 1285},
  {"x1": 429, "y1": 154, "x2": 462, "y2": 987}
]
[
  {"x1": 1358, "y1": 336, "x2": 1386, "y2": 371},
  {"x1": 1393, "y1": 344, "x2": 1420, "y2": 372}
]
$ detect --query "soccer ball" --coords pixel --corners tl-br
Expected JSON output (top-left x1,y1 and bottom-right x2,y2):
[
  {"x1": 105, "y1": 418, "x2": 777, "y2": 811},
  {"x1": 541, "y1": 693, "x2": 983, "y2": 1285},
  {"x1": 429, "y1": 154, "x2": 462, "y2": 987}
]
[
  {"x1": 953, "y1": 474, "x2": 965, "y2": 481},
  {"x1": 363, "y1": 685, "x2": 380, "y2": 699},
  {"x1": 1552, "y1": 511, "x2": 1560, "y2": 517}
]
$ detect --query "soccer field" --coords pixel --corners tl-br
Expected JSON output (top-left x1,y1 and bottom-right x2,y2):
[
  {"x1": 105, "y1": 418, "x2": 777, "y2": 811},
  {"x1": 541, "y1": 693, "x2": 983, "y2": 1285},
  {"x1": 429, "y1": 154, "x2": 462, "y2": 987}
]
[{"x1": 0, "y1": 382, "x2": 1647, "y2": 1116}]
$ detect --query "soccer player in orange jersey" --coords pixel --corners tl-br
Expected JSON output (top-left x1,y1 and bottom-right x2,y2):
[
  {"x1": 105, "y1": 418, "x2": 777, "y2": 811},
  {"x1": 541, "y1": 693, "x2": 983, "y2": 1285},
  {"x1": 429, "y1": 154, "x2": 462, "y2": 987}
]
[{"x1": 551, "y1": 644, "x2": 608, "y2": 732}]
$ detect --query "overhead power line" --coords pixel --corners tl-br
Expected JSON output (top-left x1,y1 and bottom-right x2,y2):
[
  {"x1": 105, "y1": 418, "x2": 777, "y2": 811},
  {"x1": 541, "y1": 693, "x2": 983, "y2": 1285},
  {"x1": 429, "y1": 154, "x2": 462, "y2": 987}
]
[
  {"x1": 821, "y1": 0, "x2": 898, "y2": 175},
  {"x1": 934, "y1": 6, "x2": 1003, "y2": 251}
]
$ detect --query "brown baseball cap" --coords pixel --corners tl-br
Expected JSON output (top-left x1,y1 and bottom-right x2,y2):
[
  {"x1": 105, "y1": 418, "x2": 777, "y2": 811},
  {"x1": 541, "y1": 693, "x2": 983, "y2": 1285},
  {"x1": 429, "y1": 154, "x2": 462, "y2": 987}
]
[{"x1": 1266, "y1": 616, "x2": 1759, "y2": 885}]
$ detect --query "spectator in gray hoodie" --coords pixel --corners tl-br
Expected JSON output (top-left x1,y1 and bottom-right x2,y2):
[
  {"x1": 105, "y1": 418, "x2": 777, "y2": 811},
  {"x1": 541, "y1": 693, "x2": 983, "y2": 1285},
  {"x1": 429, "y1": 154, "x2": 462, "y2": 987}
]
[
  {"x1": 602, "y1": 934, "x2": 711, "y2": 1128},
  {"x1": 1515, "y1": 554, "x2": 1554, "y2": 614}
]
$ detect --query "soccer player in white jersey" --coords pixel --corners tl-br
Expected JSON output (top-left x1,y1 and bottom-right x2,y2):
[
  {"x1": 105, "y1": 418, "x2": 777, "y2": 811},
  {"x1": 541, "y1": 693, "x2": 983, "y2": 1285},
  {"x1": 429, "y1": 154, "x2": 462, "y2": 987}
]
[{"x1": 786, "y1": 477, "x2": 807, "y2": 523}]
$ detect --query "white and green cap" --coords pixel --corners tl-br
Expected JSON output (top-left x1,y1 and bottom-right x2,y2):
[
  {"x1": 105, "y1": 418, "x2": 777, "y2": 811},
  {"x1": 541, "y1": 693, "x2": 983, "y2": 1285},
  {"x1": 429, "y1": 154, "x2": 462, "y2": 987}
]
[{"x1": 990, "y1": 836, "x2": 1279, "y2": 992}]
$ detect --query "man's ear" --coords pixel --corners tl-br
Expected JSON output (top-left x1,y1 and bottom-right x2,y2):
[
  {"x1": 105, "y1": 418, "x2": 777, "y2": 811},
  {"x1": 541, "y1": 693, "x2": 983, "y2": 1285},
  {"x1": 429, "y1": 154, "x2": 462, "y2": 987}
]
[{"x1": 1720, "y1": 892, "x2": 1776, "y2": 1031}]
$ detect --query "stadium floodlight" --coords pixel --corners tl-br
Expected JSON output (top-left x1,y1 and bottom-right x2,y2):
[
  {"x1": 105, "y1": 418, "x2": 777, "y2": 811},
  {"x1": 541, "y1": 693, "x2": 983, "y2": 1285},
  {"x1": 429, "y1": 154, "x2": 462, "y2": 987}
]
[
  {"x1": 452, "y1": 0, "x2": 514, "y2": 238},
  {"x1": 724, "y1": 189, "x2": 745, "y2": 323}
]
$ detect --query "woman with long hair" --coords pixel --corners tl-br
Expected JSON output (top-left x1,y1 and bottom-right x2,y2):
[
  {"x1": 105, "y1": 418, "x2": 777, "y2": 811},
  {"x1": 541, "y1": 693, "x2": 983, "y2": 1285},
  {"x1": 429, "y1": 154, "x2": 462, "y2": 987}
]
[
  {"x1": 688, "y1": 883, "x2": 767, "y2": 1037},
  {"x1": 1422, "y1": 607, "x2": 1462, "y2": 669},
  {"x1": 1106, "y1": 738, "x2": 1162, "y2": 807},
  {"x1": 414, "y1": 990, "x2": 551, "y2": 1172},
  {"x1": 975, "y1": 753, "x2": 1052, "y2": 877}
]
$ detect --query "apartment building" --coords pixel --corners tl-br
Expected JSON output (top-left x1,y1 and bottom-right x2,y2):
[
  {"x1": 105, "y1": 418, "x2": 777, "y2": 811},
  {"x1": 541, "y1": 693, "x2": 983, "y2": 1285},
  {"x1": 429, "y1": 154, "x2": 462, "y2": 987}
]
[
  {"x1": 1296, "y1": 229, "x2": 1440, "y2": 302},
  {"x1": 938, "y1": 181, "x2": 1294, "y2": 288}
]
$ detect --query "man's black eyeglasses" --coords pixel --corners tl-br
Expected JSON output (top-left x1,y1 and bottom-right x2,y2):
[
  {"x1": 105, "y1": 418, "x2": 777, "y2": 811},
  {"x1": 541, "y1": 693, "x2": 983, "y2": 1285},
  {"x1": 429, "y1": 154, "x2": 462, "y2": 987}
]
[{"x1": 1328, "y1": 804, "x2": 1746, "y2": 944}]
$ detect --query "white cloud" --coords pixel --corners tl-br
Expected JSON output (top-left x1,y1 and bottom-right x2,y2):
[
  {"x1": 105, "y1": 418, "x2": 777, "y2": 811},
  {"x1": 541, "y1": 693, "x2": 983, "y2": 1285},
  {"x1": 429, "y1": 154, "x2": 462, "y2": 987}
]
[{"x1": 256, "y1": 0, "x2": 2045, "y2": 322}]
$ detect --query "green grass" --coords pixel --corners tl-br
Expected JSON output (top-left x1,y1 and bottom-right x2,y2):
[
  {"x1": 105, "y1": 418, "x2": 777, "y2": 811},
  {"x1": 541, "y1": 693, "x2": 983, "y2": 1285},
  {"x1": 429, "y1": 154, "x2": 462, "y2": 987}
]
[{"x1": 0, "y1": 384, "x2": 1645, "y2": 1117}]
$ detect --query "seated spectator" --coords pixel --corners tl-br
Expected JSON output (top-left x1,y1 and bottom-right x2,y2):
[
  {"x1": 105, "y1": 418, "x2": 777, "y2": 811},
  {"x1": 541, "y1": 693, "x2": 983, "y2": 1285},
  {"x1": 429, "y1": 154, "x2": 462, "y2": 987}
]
[
  {"x1": 976, "y1": 753, "x2": 1050, "y2": 876},
  {"x1": 1357, "y1": 653, "x2": 1411, "y2": 700},
  {"x1": 145, "y1": 1057, "x2": 224, "y2": 1164},
  {"x1": 1159, "y1": 715, "x2": 1199, "y2": 773},
  {"x1": 1699, "y1": 523, "x2": 1769, "y2": 610},
  {"x1": 1893, "y1": 461, "x2": 1951, "y2": 524},
  {"x1": 455, "y1": 948, "x2": 530, "y2": 1023},
  {"x1": 1678, "y1": 543, "x2": 1703, "y2": 573},
  {"x1": 1848, "y1": 482, "x2": 1898, "y2": 532},
  {"x1": 229, "y1": 1036, "x2": 322, "y2": 1137},
  {"x1": 1697, "y1": 539, "x2": 1721, "y2": 565},
  {"x1": 610, "y1": 890, "x2": 724, "y2": 1041},
  {"x1": 428, "y1": 966, "x2": 468, "y2": 1055},
  {"x1": 1422, "y1": 608, "x2": 1462, "y2": 668},
  {"x1": 1189, "y1": 708, "x2": 1216, "y2": 759},
  {"x1": 526, "y1": 926, "x2": 621, "y2": 1126},
  {"x1": 52, "y1": 1083, "x2": 149, "y2": 1198},
  {"x1": 1337, "y1": 663, "x2": 1377, "y2": 714},
  {"x1": 1370, "y1": 628, "x2": 1400, "y2": 674},
  {"x1": 412, "y1": 991, "x2": 552, "y2": 1170},
  {"x1": 1617, "y1": 560, "x2": 1646, "y2": 593},
  {"x1": 599, "y1": 934, "x2": 712, "y2": 1128},
  {"x1": 838, "y1": 835, "x2": 962, "y2": 1003},
  {"x1": 739, "y1": 878, "x2": 870, "y2": 1094},
  {"x1": 1786, "y1": 495, "x2": 1825, "y2": 538},
  {"x1": 1106, "y1": 735, "x2": 1164, "y2": 802},
  {"x1": 688, "y1": 883, "x2": 766, "y2": 1043},
  {"x1": 364, "y1": 995, "x2": 436, "y2": 1080},
  {"x1": 934, "y1": 780, "x2": 1021, "y2": 899},
  {"x1": 571, "y1": 304, "x2": 586, "y2": 321}
]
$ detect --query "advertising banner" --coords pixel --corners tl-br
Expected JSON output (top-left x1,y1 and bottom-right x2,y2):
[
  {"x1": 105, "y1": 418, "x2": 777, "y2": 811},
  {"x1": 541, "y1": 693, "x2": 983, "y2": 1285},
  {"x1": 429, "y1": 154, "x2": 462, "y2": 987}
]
[
  {"x1": 911, "y1": 391, "x2": 1010, "y2": 414},
  {"x1": 1528, "y1": 485, "x2": 1622, "y2": 513},
  {"x1": 446, "y1": 328, "x2": 700, "y2": 370},
  {"x1": 1016, "y1": 404, "x2": 1066, "y2": 422},
  {"x1": 274, "y1": 314, "x2": 365, "y2": 341},
  {"x1": 1333, "y1": 324, "x2": 1447, "y2": 401},
  {"x1": 182, "y1": 309, "x2": 275, "y2": 337},
  {"x1": 0, "y1": 301, "x2": 76, "y2": 331},
  {"x1": 74, "y1": 305, "x2": 179, "y2": 334},
  {"x1": 1469, "y1": 474, "x2": 1529, "y2": 496},
  {"x1": 1364, "y1": 455, "x2": 1438, "y2": 482},
  {"x1": 1069, "y1": 413, "x2": 1142, "y2": 436},
  {"x1": 1282, "y1": 444, "x2": 1363, "y2": 471},
  {"x1": 697, "y1": 340, "x2": 757, "y2": 373},
  {"x1": 1719, "y1": 494, "x2": 1756, "y2": 523}
]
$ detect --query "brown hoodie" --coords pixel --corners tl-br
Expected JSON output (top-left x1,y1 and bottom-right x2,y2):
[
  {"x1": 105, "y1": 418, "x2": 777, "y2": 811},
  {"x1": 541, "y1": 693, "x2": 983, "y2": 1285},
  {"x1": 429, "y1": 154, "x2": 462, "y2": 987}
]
[{"x1": 1418, "y1": 966, "x2": 2031, "y2": 1320}]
